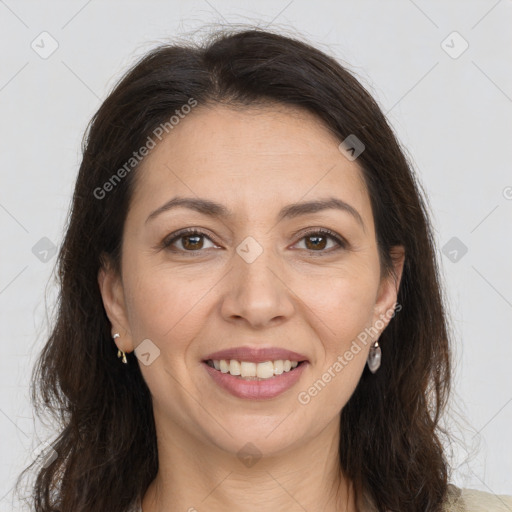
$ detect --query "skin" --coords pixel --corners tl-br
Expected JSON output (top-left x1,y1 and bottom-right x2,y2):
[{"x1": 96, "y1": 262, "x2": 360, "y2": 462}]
[{"x1": 98, "y1": 104, "x2": 405, "y2": 512}]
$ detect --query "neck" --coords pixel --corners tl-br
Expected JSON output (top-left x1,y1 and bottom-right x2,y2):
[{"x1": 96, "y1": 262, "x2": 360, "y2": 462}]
[{"x1": 141, "y1": 415, "x2": 358, "y2": 512}]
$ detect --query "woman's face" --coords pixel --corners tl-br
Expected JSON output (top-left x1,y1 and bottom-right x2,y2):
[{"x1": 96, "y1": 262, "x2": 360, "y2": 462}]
[{"x1": 99, "y1": 104, "x2": 403, "y2": 459}]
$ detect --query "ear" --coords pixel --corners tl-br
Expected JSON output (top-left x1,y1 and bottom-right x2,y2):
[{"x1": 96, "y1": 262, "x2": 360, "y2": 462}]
[
  {"x1": 372, "y1": 245, "x2": 405, "y2": 334},
  {"x1": 97, "y1": 253, "x2": 135, "y2": 353}
]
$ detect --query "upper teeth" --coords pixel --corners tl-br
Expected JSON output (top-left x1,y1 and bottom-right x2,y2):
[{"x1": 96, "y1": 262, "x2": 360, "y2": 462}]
[{"x1": 211, "y1": 359, "x2": 299, "y2": 379}]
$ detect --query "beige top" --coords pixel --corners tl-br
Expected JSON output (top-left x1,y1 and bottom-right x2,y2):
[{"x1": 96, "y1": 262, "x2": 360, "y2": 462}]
[
  {"x1": 130, "y1": 484, "x2": 512, "y2": 511},
  {"x1": 362, "y1": 484, "x2": 512, "y2": 512}
]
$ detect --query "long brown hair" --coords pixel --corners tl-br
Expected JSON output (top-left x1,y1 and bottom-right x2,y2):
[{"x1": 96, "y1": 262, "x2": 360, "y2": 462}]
[{"x1": 16, "y1": 27, "x2": 452, "y2": 511}]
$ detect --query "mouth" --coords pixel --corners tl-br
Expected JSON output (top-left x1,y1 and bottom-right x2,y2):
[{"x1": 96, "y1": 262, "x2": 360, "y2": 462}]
[
  {"x1": 202, "y1": 353, "x2": 309, "y2": 400},
  {"x1": 201, "y1": 346, "x2": 309, "y2": 399},
  {"x1": 204, "y1": 358, "x2": 306, "y2": 380}
]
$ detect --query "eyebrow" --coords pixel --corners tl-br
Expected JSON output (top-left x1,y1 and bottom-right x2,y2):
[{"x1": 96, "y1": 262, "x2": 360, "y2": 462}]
[{"x1": 145, "y1": 196, "x2": 365, "y2": 231}]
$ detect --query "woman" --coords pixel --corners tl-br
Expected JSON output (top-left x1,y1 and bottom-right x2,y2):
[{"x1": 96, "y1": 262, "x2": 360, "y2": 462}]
[{"x1": 16, "y1": 27, "x2": 512, "y2": 511}]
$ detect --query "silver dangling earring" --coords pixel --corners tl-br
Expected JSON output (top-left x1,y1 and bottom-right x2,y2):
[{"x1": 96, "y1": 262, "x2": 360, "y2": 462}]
[
  {"x1": 367, "y1": 339, "x2": 381, "y2": 373},
  {"x1": 113, "y1": 333, "x2": 127, "y2": 364}
]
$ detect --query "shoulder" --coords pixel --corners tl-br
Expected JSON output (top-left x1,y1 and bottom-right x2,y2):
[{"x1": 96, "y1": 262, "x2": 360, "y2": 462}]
[
  {"x1": 360, "y1": 484, "x2": 512, "y2": 512},
  {"x1": 444, "y1": 483, "x2": 512, "y2": 512}
]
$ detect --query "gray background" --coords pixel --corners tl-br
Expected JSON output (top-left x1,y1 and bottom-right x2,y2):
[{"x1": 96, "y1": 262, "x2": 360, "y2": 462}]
[{"x1": 1, "y1": 0, "x2": 511, "y2": 508}]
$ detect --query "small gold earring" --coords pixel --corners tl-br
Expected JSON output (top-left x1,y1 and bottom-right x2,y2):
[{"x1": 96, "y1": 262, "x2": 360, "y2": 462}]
[
  {"x1": 117, "y1": 349, "x2": 128, "y2": 364},
  {"x1": 113, "y1": 333, "x2": 127, "y2": 364}
]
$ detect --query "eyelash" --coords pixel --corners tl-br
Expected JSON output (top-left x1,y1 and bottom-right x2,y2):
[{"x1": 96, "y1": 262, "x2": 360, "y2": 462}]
[{"x1": 161, "y1": 227, "x2": 347, "y2": 256}]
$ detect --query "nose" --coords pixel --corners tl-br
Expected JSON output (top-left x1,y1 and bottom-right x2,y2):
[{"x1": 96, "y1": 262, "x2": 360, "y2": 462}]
[{"x1": 220, "y1": 245, "x2": 295, "y2": 329}]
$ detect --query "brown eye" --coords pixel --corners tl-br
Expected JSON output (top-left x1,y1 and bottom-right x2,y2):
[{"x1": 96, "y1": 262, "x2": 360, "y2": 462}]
[
  {"x1": 294, "y1": 229, "x2": 346, "y2": 253},
  {"x1": 163, "y1": 229, "x2": 218, "y2": 252},
  {"x1": 304, "y1": 234, "x2": 328, "y2": 250},
  {"x1": 181, "y1": 234, "x2": 204, "y2": 250}
]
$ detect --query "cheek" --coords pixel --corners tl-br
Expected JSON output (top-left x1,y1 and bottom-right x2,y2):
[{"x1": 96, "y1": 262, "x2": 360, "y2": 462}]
[
  {"x1": 298, "y1": 260, "x2": 379, "y2": 344},
  {"x1": 294, "y1": 271, "x2": 376, "y2": 419},
  {"x1": 123, "y1": 271, "x2": 171, "y2": 340},
  {"x1": 122, "y1": 254, "x2": 218, "y2": 346}
]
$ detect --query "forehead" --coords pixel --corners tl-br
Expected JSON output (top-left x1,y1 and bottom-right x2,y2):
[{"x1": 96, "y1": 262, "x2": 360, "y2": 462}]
[{"x1": 128, "y1": 104, "x2": 372, "y2": 228}]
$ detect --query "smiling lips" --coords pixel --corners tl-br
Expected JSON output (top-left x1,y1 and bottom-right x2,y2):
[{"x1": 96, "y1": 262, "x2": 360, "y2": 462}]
[
  {"x1": 204, "y1": 346, "x2": 307, "y2": 379},
  {"x1": 202, "y1": 346, "x2": 309, "y2": 399}
]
